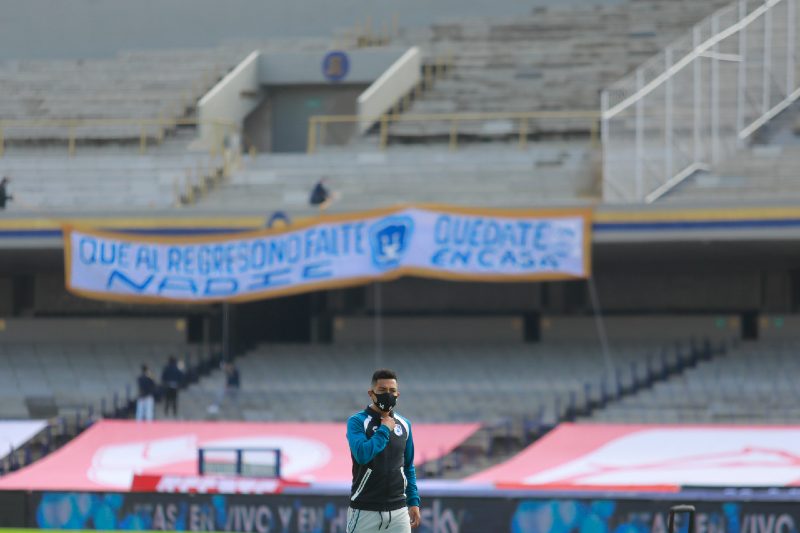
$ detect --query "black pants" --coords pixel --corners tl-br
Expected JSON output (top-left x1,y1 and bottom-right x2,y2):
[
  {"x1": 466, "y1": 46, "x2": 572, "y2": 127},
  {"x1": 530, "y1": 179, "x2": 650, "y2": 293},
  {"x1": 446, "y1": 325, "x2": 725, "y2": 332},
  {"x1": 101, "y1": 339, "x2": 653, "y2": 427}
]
[{"x1": 164, "y1": 387, "x2": 178, "y2": 416}]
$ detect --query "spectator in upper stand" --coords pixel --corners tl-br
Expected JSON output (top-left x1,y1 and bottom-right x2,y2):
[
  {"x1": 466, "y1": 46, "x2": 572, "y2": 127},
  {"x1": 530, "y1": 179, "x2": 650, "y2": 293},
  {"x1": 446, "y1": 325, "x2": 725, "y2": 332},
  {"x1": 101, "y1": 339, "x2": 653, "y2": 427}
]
[
  {"x1": 214, "y1": 360, "x2": 241, "y2": 412},
  {"x1": 309, "y1": 177, "x2": 330, "y2": 207},
  {"x1": 136, "y1": 365, "x2": 156, "y2": 422},
  {"x1": 225, "y1": 360, "x2": 241, "y2": 400},
  {"x1": 0, "y1": 177, "x2": 13, "y2": 210},
  {"x1": 309, "y1": 177, "x2": 339, "y2": 211},
  {"x1": 161, "y1": 355, "x2": 184, "y2": 418}
]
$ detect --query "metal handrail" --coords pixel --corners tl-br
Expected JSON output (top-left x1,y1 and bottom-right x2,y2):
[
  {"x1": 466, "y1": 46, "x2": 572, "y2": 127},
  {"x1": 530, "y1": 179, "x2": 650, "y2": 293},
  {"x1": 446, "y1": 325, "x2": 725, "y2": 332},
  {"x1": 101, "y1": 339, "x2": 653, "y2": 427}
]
[
  {"x1": 307, "y1": 110, "x2": 601, "y2": 153},
  {"x1": 601, "y1": 0, "x2": 800, "y2": 203},
  {"x1": 0, "y1": 117, "x2": 243, "y2": 207},
  {"x1": 0, "y1": 117, "x2": 239, "y2": 157}
]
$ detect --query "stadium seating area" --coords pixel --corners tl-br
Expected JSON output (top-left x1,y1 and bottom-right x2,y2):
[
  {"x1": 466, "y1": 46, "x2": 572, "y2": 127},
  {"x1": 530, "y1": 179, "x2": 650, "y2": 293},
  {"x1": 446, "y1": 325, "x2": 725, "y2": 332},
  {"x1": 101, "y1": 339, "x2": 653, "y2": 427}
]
[
  {"x1": 0, "y1": 314, "x2": 730, "y2": 428},
  {"x1": 0, "y1": 0, "x2": 753, "y2": 213},
  {"x1": 5, "y1": 3, "x2": 800, "y2": 522},
  {"x1": 0, "y1": 318, "x2": 194, "y2": 420},
  {"x1": 385, "y1": 0, "x2": 732, "y2": 140},
  {"x1": 0, "y1": 46, "x2": 239, "y2": 211},
  {"x1": 0, "y1": 0, "x2": 734, "y2": 149},
  {"x1": 0, "y1": 139, "x2": 208, "y2": 210},
  {"x1": 5, "y1": 319, "x2": 793, "y2": 428},
  {"x1": 181, "y1": 341, "x2": 695, "y2": 424},
  {"x1": 197, "y1": 144, "x2": 595, "y2": 214},
  {"x1": 0, "y1": 0, "x2": 797, "y2": 480},
  {"x1": 0, "y1": 342, "x2": 194, "y2": 420},
  {"x1": 586, "y1": 340, "x2": 800, "y2": 423},
  {"x1": 0, "y1": 39, "x2": 327, "y2": 140},
  {"x1": 664, "y1": 143, "x2": 800, "y2": 203},
  {"x1": 0, "y1": 49, "x2": 238, "y2": 139}
]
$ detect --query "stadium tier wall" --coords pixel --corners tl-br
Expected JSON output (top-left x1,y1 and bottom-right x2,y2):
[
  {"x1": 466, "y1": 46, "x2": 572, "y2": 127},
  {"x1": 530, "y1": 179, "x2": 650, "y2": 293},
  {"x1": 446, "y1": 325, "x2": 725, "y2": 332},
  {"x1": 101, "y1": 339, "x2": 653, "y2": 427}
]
[
  {"x1": 0, "y1": 318, "x2": 187, "y2": 344},
  {"x1": 0, "y1": 240, "x2": 799, "y2": 344}
]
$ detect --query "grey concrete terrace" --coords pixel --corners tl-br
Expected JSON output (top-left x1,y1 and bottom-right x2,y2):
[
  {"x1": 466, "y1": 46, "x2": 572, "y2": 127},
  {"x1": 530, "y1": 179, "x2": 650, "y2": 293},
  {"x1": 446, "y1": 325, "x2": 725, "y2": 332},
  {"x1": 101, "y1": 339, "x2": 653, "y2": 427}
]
[
  {"x1": 382, "y1": 0, "x2": 733, "y2": 141},
  {"x1": 177, "y1": 341, "x2": 660, "y2": 423},
  {"x1": 0, "y1": 136, "x2": 218, "y2": 210},
  {"x1": 0, "y1": 40, "x2": 332, "y2": 141},
  {"x1": 193, "y1": 142, "x2": 597, "y2": 214},
  {"x1": 0, "y1": 341, "x2": 190, "y2": 419},
  {"x1": 585, "y1": 340, "x2": 800, "y2": 423}
]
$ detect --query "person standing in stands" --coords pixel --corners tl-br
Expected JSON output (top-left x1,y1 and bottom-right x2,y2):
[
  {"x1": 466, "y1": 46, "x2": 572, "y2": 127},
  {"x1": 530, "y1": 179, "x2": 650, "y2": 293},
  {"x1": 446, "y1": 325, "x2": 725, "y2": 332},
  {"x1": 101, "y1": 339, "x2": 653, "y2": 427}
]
[
  {"x1": 0, "y1": 177, "x2": 13, "y2": 210},
  {"x1": 223, "y1": 360, "x2": 240, "y2": 404},
  {"x1": 309, "y1": 177, "x2": 339, "y2": 211},
  {"x1": 161, "y1": 356, "x2": 184, "y2": 418},
  {"x1": 346, "y1": 369, "x2": 421, "y2": 532},
  {"x1": 212, "y1": 360, "x2": 241, "y2": 413},
  {"x1": 136, "y1": 365, "x2": 156, "y2": 422},
  {"x1": 309, "y1": 177, "x2": 330, "y2": 208}
]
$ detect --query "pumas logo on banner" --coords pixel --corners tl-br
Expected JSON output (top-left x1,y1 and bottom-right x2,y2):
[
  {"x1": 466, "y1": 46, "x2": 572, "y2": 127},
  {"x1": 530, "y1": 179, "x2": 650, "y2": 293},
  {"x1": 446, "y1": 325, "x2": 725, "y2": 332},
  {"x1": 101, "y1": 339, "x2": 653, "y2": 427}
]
[{"x1": 369, "y1": 216, "x2": 414, "y2": 269}]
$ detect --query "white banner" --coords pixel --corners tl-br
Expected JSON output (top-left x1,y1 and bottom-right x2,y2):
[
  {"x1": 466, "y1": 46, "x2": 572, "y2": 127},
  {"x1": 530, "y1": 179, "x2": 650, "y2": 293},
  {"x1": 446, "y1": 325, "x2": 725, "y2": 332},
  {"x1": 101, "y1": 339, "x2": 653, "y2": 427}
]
[
  {"x1": 64, "y1": 207, "x2": 591, "y2": 303},
  {"x1": 0, "y1": 420, "x2": 47, "y2": 459}
]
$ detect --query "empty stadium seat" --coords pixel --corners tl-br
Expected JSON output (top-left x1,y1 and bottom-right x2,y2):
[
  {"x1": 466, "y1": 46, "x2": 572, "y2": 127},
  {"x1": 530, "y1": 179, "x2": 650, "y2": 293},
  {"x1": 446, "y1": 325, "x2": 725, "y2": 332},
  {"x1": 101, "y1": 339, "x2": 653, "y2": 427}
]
[
  {"x1": 661, "y1": 142, "x2": 800, "y2": 202},
  {"x1": 0, "y1": 318, "x2": 191, "y2": 419},
  {"x1": 0, "y1": 49, "x2": 243, "y2": 136},
  {"x1": 0, "y1": 342, "x2": 195, "y2": 419},
  {"x1": 0, "y1": 137, "x2": 217, "y2": 210},
  {"x1": 195, "y1": 144, "x2": 595, "y2": 213},
  {"x1": 178, "y1": 341, "x2": 678, "y2": 424},
  {"x1": 583, "y1": 339, "x2": 800, "y2": 423},
  {"x1": 383, "y1": 0, "x2": 732, "y2": 141}
]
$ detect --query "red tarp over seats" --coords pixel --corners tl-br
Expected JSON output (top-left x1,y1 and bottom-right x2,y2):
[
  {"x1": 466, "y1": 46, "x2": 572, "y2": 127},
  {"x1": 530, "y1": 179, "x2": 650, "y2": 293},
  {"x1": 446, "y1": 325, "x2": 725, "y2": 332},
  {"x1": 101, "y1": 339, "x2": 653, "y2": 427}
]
[
  {"x1": 0, "y1": 419, "x2": 479, "y2": 491},
  {"x1": 468, "y1": 423, "x2": 800, "y2": 491}
]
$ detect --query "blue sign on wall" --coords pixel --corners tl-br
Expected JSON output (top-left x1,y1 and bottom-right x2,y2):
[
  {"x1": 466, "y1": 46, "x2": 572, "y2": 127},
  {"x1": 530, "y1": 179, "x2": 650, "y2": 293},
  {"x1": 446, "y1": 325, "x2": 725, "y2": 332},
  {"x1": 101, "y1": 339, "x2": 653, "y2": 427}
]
[
  {"x1": 322, "y1": 50, "x2": 350, "y2": 82},
  {"x1": 29, "y1": 491, "x2": 800, "y2": 533}
]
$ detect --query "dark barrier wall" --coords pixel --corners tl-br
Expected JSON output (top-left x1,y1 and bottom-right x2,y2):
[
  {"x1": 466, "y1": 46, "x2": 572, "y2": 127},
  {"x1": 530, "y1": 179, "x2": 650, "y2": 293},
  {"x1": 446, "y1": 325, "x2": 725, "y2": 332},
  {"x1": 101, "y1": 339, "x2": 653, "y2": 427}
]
[
  {"x1": 0, "y1": 491, "x2": 27, "y2": 527},
  {"x1": 20, "y1": 491, "x2": 800, "y2": 533}
]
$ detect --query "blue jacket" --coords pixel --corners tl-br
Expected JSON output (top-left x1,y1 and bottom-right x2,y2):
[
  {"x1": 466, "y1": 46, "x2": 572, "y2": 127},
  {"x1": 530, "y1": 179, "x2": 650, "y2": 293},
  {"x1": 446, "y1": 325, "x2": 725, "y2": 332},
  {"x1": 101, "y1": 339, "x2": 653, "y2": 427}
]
[{"x1": 346, "y1": 408, "x2": 420, "y2": 512}]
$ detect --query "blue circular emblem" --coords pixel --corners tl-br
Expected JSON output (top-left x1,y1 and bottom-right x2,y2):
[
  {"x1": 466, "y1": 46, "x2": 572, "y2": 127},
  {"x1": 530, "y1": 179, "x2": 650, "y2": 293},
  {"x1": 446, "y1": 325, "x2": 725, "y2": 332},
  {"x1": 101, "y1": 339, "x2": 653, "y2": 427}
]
[
  {"x1": 322, "y1": 51, "x2": 350, "y2": 82},
  {"x1": 265, "y1": 210, "x2": 291, "y2": 229}
]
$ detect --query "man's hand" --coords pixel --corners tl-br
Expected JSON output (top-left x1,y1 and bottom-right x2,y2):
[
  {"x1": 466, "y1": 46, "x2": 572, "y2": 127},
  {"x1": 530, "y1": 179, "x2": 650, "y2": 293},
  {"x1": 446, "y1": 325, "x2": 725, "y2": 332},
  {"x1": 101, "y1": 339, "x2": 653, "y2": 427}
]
[
  {"x1": 381, "y1": 416, "x2": 396, "y2": 432},
  {"x1": 408, "y1": 506, "x2": 421, "y2": 528}
]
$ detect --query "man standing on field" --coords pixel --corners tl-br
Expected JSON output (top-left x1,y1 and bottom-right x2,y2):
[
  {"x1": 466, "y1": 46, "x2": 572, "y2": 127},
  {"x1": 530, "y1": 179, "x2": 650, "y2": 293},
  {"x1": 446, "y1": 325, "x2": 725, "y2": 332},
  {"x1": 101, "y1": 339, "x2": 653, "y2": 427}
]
[{"x1": 346, "y1": 369, "x2": 421, "y2": 532}]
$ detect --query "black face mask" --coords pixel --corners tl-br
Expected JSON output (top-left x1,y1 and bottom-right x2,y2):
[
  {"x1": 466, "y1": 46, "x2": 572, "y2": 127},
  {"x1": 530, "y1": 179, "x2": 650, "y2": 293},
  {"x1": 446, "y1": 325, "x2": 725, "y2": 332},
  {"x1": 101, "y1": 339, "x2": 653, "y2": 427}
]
[{"x1": 372, "y1": 391, "x2": 397, "y2": 412}]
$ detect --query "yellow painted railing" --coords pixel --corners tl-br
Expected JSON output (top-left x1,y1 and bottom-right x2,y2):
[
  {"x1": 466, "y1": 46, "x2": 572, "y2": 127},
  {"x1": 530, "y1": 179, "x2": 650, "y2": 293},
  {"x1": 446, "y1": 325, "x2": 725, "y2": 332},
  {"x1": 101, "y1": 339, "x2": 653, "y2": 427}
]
[
  {"x1": 307, "y1": 110, "x2": 601, "y2": 154},
  {"x1": 0, "y1": 117, "x2": 245, "y2": 208},
  {"x1": 0, "y1": 117, "x2": 239, "y2": 158},
  {"x1": 337, "y1": 13, "x2": 400, "y2": 48}
]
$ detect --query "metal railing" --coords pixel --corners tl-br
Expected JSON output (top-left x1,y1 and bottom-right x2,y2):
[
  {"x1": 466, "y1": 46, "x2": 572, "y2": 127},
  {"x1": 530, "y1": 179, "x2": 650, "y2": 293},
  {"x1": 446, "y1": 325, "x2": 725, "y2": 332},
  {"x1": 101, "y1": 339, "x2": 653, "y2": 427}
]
[
  {"x1": 602, "y1": 0, "x2": 800, "y2": 203},
  {"x1": 308, "y1": 110, "x2": 600, "y2": 153},
  {"x1": 0, "y1": 117, "x2": 244, "y2": 208},
  {"x1": 0, "y1": 117, "x2": 239, "y2": 158},
  {"x1": 336, "y1": 13, "x2": 400, "y2": 49}
]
